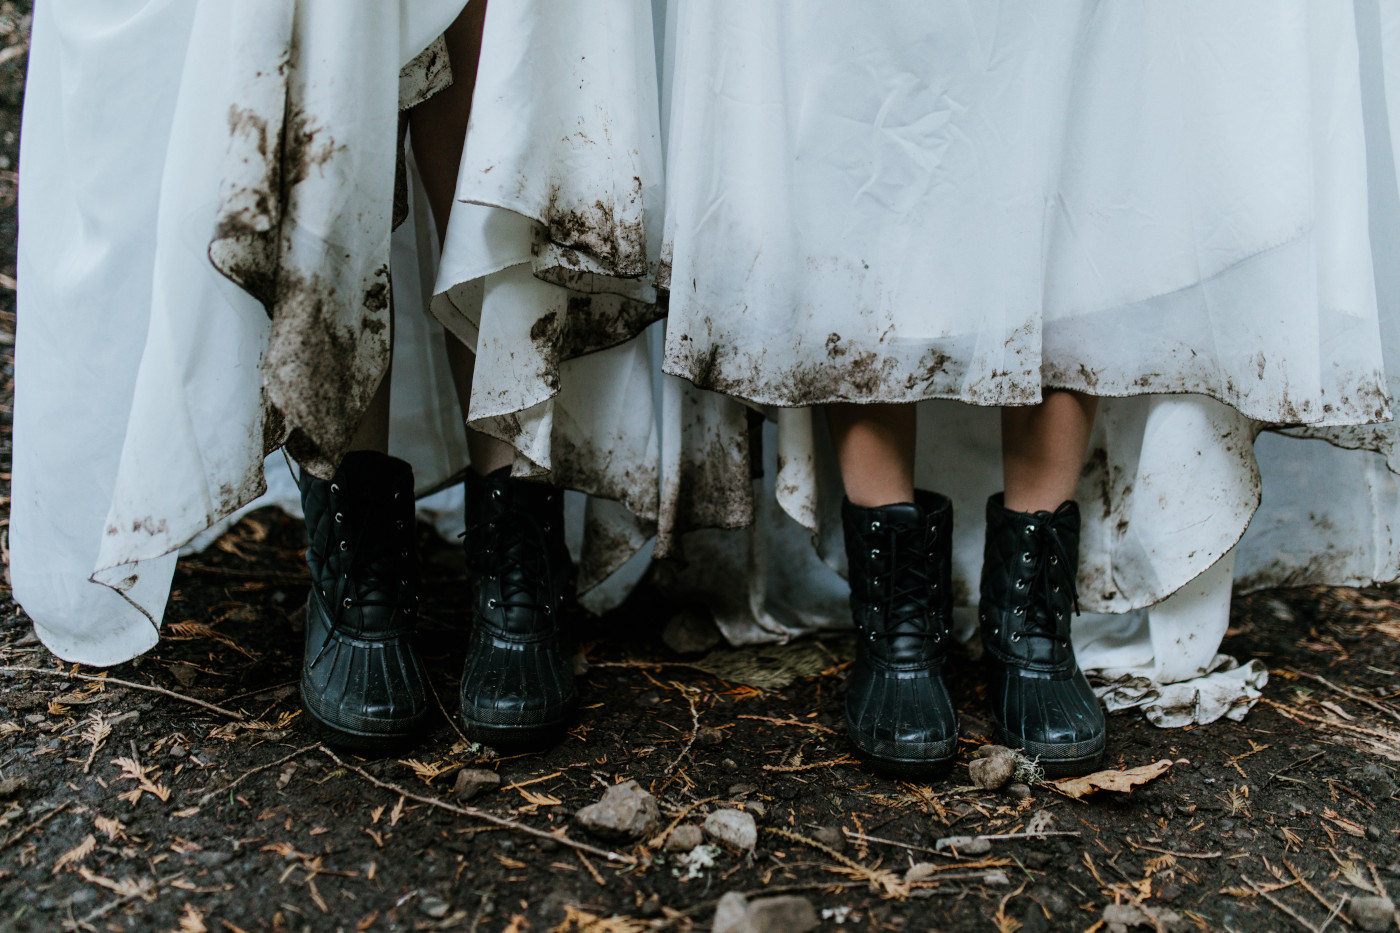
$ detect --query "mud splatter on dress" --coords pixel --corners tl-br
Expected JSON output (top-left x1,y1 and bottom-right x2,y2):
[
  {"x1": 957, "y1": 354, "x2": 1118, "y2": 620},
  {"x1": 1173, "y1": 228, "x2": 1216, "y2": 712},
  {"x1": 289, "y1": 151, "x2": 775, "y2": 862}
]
[
  {"x1": 13, "y1": 0, "x2": 468, "y2": 663},
  {"x1": 653, "y1": 0, "x2": 1400, "y2": 724}
]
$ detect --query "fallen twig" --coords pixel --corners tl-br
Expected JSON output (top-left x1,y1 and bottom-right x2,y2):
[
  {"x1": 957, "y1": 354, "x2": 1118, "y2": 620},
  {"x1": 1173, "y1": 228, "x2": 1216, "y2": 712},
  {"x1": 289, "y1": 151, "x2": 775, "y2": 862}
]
[
  {"x1": 1264, "y1": 699, "x2": 1397, "y2": 742},
  {"x1": 0, "y1": 802, "x2": 69, "y2": 854},
  {"x1": 1265, "y1": 752, "x2": 1326, "y2": 788},
  {"x1": 321, "y1": 747, "x2": 636, "y2": 865},
  {"x1": 736, "y1": 715, "x2": 837, "y2": 735},
  {"x1": 763, "y1": 756, "x2": 856, "y2": 772},
  {"x1": 198, "y1": 743, "x2": 320, "y2": 804},
  {"x1": 1125, "y1": 839, "x2": 1222, "y2": 860},
  {"x1": 1245, "y1": 876, "x2": 1324, "y2": 933},
  {"x1": 662, "y1": 685, "x2": 701, "y2": 777},
  {"x1": 0, "y1": 667, "x2": 244, "y2": 720},
  {"x1": 1286, "y1": 668, "x2": 1400, "y2": 725}
]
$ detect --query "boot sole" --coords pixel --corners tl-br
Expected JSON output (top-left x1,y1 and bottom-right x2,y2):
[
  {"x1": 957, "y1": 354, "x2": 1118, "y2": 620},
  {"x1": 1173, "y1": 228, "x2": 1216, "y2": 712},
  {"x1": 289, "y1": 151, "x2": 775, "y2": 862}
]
[
  {"x1": 994, "y1": 727, "x2": 1106, "y2": 779},
  {"x1": 301, "y1": 692, "x2": 428, "y2": 756},
  {"x1": 460, "y1": 715, "x2": 571, "y2": 752},
  {"x1": 855, "y1": 750, "x2": 957, "y2": 781}
]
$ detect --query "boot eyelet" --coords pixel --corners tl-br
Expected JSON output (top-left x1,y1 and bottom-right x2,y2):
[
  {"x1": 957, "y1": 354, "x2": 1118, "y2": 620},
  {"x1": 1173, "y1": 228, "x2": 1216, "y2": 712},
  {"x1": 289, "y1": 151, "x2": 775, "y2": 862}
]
[
  {"x1": 871, "y1": 606, "x2": 880, "y2": 613},
  {"x1": 487, "y1": 598, "x2": 498, "y2": 609},
  {"x1": 1014, "y1": 580, "x2": 1026, "y2": 590},
  {"x1": 342, "y1": 597, "x2": 352, "y2": 608},
  {"x1": 1052, "y1": 584, "x2": 1060, "y2": 593},
  {"x1": 400, "y1": 550, "x2": 409, "y2": 559},
  {"x1": 870, "y1": 549, "x2": 881, "y2": 560},
  {"x1": 491, "y1": 489, "x2": 502, "y2": 500},
  {"x1": 1049, "y1": 556, "x2": 1058, "y2": 566},
  {"x1": 339, "y1": 541, "x2": 348, "y2": 551},
  {"x1": 991, "y1": 627, "x2": 999, "y2": 635},
  {"x1": 1025, "y1": 524, "x2": 1035, "y2": 534},
  {"x1": 869, "y1": 521, "x2": 881, "y2": 532},
  {"x1": 1014, "y1": 607, "x2": 1025, "y2": 616},
  {"x1": 1011, "y1": 632, "x2": 1022, "y2": 642},
  {"x1": 330, "y1": 484, "x2": 339, "y2": 494},
  {"x1": 867, "y1": 632, "x2": 876, "y2": 642},
  {"x1": 1022, "y1": 552, "x2": 1032, "y2": 562},
  {"x1": 334, "y1": 512, "x2": 343, "y2": 523},
  {"x1": 393, "y1": 492, "x2": 401, "y2": 500},
  {"x1": 542, "y1": 523, "x2": 551, "y2": 533},
  {"x1": 396, "y1": 520, "x2": 405, "y2": 530},
  {"x1": 871, "y1": 576, "x2": 880, "y2": 587}
]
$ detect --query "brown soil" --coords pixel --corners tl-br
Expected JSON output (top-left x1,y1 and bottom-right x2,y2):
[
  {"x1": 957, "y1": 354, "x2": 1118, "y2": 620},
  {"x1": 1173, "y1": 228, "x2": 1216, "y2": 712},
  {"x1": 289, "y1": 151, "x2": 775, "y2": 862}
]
[{"x1": 1, "y1": 7, "x2": 1398, "y2": 932}]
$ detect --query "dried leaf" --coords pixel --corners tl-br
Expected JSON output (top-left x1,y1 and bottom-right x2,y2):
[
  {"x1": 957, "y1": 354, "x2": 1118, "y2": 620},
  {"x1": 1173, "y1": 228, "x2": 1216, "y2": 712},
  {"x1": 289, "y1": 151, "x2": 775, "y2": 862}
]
[
  {"x1": 550, "y1": 906, "x2": 648, "y2": 933},
  {"x1": 52, "y1": 833, "x2": 96, "y2": 874},
  {"x1": 1053, "y1": 760, "x2": 1172, "y2": 799},
  {"x1": 495, "y1": 854, "x2": 527, "y2": 870},
  {"x1": 75, "y1": 866, "x2": 155, "y2": 900},
  {"x1": 178, "y1": 903, "x2": 207, "y2": 933},
  {"x1": 94, "y1": 815, "x2": 126, "y2": 840},
  {"x1": 519, "y1": 789, "x2": 563, "y2": 807},
  {"x1": 1322, "y1": 808, "x2": 1366, "y2": 838}
]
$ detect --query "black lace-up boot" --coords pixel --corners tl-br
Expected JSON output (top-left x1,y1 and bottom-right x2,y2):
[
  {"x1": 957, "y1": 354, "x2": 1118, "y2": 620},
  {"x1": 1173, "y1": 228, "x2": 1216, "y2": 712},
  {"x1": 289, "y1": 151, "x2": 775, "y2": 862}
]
[
  {"x1": 978, "y1": 494, "x2": 1106, "y2": 777},
  {"x1": 459, "y1": 467, "x2": 576, "y2": 748},
  {"x1": 299, "y1": 451, "x2": 428, "y2": 752},
  {"x1": 842, "y1": 491, "x2": 958, "y2": 777}
]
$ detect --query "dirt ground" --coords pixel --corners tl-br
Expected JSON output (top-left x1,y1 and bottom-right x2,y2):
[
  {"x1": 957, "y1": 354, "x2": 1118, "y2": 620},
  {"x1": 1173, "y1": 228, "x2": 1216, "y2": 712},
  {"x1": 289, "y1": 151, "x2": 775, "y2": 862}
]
[{"x1": 1, "y1": 8, "x2": 1399, "y2": 933}]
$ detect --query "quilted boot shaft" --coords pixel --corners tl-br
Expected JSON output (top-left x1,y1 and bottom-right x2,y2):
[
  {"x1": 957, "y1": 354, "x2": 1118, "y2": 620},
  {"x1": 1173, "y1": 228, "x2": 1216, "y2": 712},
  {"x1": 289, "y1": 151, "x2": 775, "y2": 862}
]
[
  {"x1": 979, "y1": 494, "x2": 1105, "y2": 776},
  {"x1": 842, "y1": 490, "x2": 958, "y2": 777},
  {"x1": 299, "y1": 451, "x2": 428, "y2": 751},
  {"x1": 459, "y1": 467, "x2": 576, "y2": 748}
]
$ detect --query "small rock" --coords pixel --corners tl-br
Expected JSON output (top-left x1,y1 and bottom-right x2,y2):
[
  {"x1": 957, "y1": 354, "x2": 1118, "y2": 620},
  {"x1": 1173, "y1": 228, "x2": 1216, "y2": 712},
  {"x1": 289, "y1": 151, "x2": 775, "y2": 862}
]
[
  {"x1": 1349, "y1": 896, "x2": 1397, "y2": 932},
  {"x1": 576, "y1": 780, "x2": 659, "y2": 841},
  {"x1": 743, "y1": 896, "x2": 819, "y2": 933},
  {"x1": 419, "y1": 896, "x2": 450, "y2": 919},
  {"x1": 1102, "y1": 904, "x2": 1189, "y2": 933},
  {"x1": 969, "y1": 755, "x2": 1015, "y2": 790},
  {"x1": 1157, "y1": 883, "x2": 1181, "y2": 903},
  {"x1": 453, "y1": 769, "x2": 501, "y2": 802},
  {"x1": 1005, "y1": 782, "x2": 1032, "y2": 800},
  {"x1": 22, "y1": 713, "x2": 43, "y2": 725},
  {"x1": 1367, "y1": 825, "x2": 1383, "y2": 841},
  {"x1": 666, "y1": 824, "x2": 704, "y2": 853},
  {"x1": 1024, "y1": 851, "x2": 1051, "y2": 869},
  {"x1": 905, "y1": 862, "x2": 939, "y2": 883},
  {"x1": 747, "y1": 801, "x2": 767, "y2": 821},
  {"x1": 695, "y1": 727, "x2": 725, "y2": 748},
  {"x1": 0, "y1": 775, "x2": 28, "y2": 798},
  {"x1": 168, "y1": 662, "x2": 199, "y2": 687},
  {"x1": 722, "y1": 758, "x2": 738, "y2": 770},
  {"x1": 662, "y1": 606, "x2": 723, "y2": 656},
  {"x1": 810, "y1": 826, "x2": 845, "y2": 853},
  {"x1": 713, "y1": 891, "x2": 749, "y2": 933},
  {"x1": 728, "y1": 783, "x2": 758, "y2": 797},
  {"x1": 976, "y1": 745, "x2": 1015, "y2": 760},
  {"x1": 935, "y1": 835, "x2": 991, "y2": 856},
  {"x1": 704, "y1": 809, "x2": 758, "y2": 853}
]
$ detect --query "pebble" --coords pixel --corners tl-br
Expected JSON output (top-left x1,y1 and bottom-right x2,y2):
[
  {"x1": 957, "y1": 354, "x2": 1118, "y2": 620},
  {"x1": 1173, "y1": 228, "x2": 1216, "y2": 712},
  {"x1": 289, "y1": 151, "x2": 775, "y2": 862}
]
[
  {"x1": 747, "y1": 801, "x2": 767, "y2": 821},
  {"x1": 665, "y1": 824, "x2": 705, "y2": 853},
  {"x1": 0, "y1": 775, "x2": 27, "y2": 797},
  {"x1": 975, "y1": 745, "x2": 1015, "y2": 760},
  {"x1": 695, "y1": 727, "x2": 725, "y2": 748},
  {"x1": 712, "y1": 892, "x2": 818, "y2": 933},
  {"x1": 1348, "y1": 896, "x2": 1397, "y2": 932},
  {"x1": 728, "y1": 783, "x2": 758, "y2": 797},
  {"x1": 418, "y1": 896, "x2": 450, "y2": 920},
  {"x1": 722, "y1": 758, "x2": 738, "y2": 770},
  {"x1": 905, "y1": 863, "x2": 939, "y2": 883},
  {"x1": 1367, "y1": 825, "x2": 1383, "y2": 841},
  {"x1": 662, "y1": 606, "x2": 723, "y2": 656},
  {"x1": 453, "y1": 769, "x2": 501, "y2": 802},
  {"x1": 969, "y1": 755, "x2": 1014, "y2": 790},
  {"x1": 575, "y1": 780, "x2": 659, "y2": 841},
  {"x1": 1005, "y1": 782, "x2": 1032, "y2": 800},
  {"x1": 935, "y1": 835, "x2": 991, "y2": 856},
  {"x1": 704, "y1": 809, "x2": 758, "y2": 853},
  {"x1": 810, "y1": 825, "x2": 845, "y2": 853}
]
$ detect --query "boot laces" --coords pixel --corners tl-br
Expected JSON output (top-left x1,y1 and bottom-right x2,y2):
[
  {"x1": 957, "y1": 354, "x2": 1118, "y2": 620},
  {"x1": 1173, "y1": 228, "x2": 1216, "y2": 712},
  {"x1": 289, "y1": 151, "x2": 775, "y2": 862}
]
[
  {"x1": 1023, "y1": 502, "x2": 1079, "y2": 642},
  {"x1": 872, "y1": 524, "x2": 942, "y2": 642},
  {"x1": 311, "y1": 490, "x2": 417, "y2": 666},
  {"x1": 468, "y1": 514, "x2": 555, "y2": 616}
]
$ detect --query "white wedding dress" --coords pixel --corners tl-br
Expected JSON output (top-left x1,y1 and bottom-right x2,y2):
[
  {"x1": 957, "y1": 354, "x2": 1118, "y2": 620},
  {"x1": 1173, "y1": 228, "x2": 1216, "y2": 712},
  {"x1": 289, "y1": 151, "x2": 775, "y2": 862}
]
[{"x1": 15, "y1": 0, "x2": 1400, "y2": 731}]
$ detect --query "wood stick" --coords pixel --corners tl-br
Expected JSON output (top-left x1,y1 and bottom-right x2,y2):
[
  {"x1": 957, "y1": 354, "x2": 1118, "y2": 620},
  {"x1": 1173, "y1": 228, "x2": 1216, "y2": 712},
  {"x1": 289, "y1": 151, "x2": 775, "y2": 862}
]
[
  {"x1": 0, "y1": 667, "x2": 244, "y2": 720},
  {"x1": 1285, "y1": 668, "x2": 1400, "y2": 725},
  {"x1": 320, "y1": 747, "x2": 636, "y2": 865}
]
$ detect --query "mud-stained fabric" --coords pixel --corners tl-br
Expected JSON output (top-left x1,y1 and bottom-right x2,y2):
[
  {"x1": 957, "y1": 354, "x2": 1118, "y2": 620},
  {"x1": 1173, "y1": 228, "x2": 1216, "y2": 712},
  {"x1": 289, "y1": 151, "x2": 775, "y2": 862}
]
[
  {"x1": 647, "y1": 0, "x2": 1400, "y2": 725},
  {"x1": 430, "y1": 0, "x2": 669, "y2": 591},
  {"x1": 13, "y1": 0, "x2": 467, "y2": 665}
]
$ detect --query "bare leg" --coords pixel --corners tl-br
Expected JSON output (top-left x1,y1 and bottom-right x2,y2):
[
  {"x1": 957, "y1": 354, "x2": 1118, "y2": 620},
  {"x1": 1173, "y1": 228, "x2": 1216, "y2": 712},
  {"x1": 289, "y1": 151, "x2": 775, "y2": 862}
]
[
  {"x1": 826, "y1": 403, "x2": 917, "y2": 507},
  {"x1": 1001, "y1": 389, "x2": 1097, "y2": 512},
  {"x1": 407, "y1": 1, "x2": 513, "y2": 475}
]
